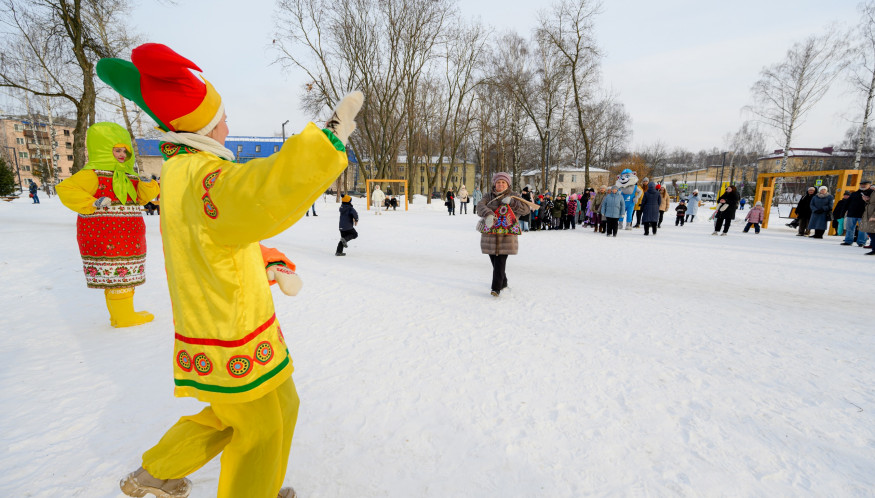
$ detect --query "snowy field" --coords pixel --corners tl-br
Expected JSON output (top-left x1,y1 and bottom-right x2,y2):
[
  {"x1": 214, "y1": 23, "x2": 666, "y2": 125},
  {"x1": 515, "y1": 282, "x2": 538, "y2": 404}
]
[{"x1": 1, "y1": 193, "x2": 873, "y2": 497}]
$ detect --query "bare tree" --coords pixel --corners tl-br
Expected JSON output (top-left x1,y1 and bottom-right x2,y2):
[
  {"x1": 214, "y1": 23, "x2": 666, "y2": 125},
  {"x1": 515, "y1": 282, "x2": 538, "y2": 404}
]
[
  {"x1": 847, "y1": 1, "x2": 875, "y2": 171},
  {"x1": 87, "y1": 0, "x2": 144, "y2": 171},
  {"x1": 0, "y1": 0, "x2": 117, "y2": 173},
  {"x1": 746, "y1": 28, "x2": 850, "y2": 175},
  {"x1": 273, "y1": 0, "x2": 455, "y2": 200},
  {"x1": 537, "y1": 0, "x2": 602, "y2": 188}
]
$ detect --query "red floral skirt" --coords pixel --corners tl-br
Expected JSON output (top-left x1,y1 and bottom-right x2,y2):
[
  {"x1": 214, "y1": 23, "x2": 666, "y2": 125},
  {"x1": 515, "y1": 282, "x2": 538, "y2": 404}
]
[{"x1": 77, "y1": 204, "x2": 147, "y2": 289}]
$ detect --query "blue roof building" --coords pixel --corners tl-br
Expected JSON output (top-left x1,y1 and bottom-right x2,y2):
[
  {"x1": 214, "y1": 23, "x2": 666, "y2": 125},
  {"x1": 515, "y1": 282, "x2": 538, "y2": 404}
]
[{"x1": 136, "y1": 136, "x2": 285, "y2": 163}]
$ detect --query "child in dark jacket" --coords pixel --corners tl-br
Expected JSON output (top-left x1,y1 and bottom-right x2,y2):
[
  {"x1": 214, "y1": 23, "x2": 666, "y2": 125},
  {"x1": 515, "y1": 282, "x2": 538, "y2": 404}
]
[
  {"x1": 336, "y1": 194, "x2": 359, "y2": 256},
  {"x1": 675, "y1": 200, "x2": 688, "y2": 226}
]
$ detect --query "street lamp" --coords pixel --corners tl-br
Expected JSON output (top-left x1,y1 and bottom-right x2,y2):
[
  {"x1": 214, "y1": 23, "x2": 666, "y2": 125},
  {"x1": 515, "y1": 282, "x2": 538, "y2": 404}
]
[
  {"x1": 4, "y1": 146, "x2": 22, "y2": 191},
  {"x1": 281, "y1": 120, "x2": 290, "y2": 142}
]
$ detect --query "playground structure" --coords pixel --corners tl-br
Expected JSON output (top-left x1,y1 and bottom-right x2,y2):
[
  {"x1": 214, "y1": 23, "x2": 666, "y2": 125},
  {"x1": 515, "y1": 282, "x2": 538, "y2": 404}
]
[
  {"x1": 366, "y1": 179, "x2": 409, "y2": 211},
  {"x1": 754, "y1": 169, "x2": 862, "y2": 232}
]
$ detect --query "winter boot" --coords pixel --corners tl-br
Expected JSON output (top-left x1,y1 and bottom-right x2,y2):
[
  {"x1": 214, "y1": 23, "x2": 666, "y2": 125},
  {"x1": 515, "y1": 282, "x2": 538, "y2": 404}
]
[
  {"x1": 120, "y1": 466, "x2": 191, "y2": 498},
  {"x1": 105, "y1": 288, "x2": 154, "y2": 328},
  {"x1": 278, "y1": 487, "x2": 297, "y2": 498},
  {"x1": 335, "y1": 251, "x2": 346, "y2": 256},
  {"x1": 340, "y1": 237, "x2": 348, "y2": 248}
]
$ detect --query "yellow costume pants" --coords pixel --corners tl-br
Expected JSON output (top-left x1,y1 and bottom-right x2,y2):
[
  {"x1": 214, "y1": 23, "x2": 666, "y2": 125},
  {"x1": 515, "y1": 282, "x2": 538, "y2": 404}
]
[{"x1": 142, "y1": 376, "x2": 299, "y2": 498}]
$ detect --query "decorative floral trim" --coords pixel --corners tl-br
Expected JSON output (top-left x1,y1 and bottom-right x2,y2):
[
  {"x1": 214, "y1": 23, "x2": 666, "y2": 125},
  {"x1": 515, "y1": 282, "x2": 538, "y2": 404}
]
[
  {"x1": 201, "y1": 168, "x2": 222, "y2": 219},
  {"x1": 227, "y1": 355, "x2": 253, "y2": 378},
  {"x1": 193, "y1": 353, "x2": 213, "y2": 376},
  {"x1": 203, "y1": 168, "x2": 221, "y2": 191},
  {"x1": 177, "y1": 350, "x2": 193, "y2": 372},
  {"x1": 254, "y1": 341, "x2": 273, "y2": 364},
  {"x1": 202, "y1": 193, "x2": 218, "y2": 219},
  {"x1": 160, "y1": 142, "x2": 201, "y2": 160}
]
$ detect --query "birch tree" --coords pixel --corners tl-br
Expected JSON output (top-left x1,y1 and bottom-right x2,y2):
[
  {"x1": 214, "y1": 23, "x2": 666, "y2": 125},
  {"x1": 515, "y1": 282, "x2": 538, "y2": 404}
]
[
  {"x1": 537, "y1": 0, "x2": 602, "y2": 188},
  {"x1": 746, "y1": 28, "x2": 849, "y2": 175},
  {"x1": 848, "y1": 1, "x2": 875, "y2": 171}
]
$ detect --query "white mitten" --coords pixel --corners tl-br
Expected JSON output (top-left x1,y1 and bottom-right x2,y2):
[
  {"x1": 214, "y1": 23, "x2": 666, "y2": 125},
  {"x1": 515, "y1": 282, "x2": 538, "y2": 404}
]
[
  {"x1": 501, "y1": 196, "x2": 512, "y2": 205},
  {"x1": 484, "y1": 214, "x2": 496, "y2": 228},
  {"x1": 267, "y1": 265, "x2": 303, "y2": 296},
  {"x1": 325, "y1": 91, "x2": 364, "y2": 145},
  {"x1": 94, "y1": 196, "x2": 112, "y2": 208}
]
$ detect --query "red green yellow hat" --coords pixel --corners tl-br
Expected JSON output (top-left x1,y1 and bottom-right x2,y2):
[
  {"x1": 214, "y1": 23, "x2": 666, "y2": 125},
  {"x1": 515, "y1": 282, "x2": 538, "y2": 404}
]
[{"x1": 96, "y1": 43, "x2": 224, "y2": 134}]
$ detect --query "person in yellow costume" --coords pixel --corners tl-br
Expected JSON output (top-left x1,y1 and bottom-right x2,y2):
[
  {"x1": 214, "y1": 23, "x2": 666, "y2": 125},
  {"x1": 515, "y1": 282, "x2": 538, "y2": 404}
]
[
  {"x1": 97, "y1": 43, "x2": 363, "y2": 498},
  {"x1": 56, "y1": 122, "x2": 160, "y2": 327}
]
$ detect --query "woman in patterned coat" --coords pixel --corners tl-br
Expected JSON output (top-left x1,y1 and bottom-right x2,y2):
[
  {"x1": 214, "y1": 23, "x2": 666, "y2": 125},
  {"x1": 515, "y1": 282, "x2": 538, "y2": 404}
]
[{"x1": 476, "y1": 172, "x2": 530, "y2": 296}]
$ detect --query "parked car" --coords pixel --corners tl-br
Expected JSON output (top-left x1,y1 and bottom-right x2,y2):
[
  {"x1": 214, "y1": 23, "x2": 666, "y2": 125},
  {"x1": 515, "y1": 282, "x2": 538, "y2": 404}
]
[{"x1": 699, "y1": 191, "x2": 716, "y2": 202}]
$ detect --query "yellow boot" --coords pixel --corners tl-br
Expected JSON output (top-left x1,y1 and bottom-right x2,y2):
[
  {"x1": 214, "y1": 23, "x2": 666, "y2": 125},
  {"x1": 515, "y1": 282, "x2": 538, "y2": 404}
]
[{"x1": 105, "y1": 288, "x2": 154, "y2": 328}]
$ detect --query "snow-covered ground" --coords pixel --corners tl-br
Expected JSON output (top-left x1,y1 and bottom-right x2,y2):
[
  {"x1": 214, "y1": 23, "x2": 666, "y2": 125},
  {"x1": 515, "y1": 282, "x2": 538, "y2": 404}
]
[{"x1": 1, "y1": 193, "x2": 873, "y2": 497}]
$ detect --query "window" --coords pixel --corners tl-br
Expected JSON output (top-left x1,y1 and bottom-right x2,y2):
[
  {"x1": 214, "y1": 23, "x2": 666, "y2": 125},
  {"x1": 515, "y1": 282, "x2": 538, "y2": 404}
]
[
  {"x1": 255, "y1": 145, "x2": 261, "y2": 153},
  {"x1": 454, "y1": 167, "x2": 458, "y2": 172},
  {"x1": 14, "y1": 124, "x2": 23, "y2": 131},
  {"x1": 273, "y1": 145, "x2": 279, "y2": 152},
  {"x1": 25, "y1": 165, "x2": 30, "y2": 171},
  {"x1": 399, "y1": 166, "x2": 405, "y2": 172},
  {"x1": 400, "y1": 175, "x2": 405, "y2": 179},
  {"x1": 67, "y1": 155, "x2": 73, "y2": 161},
  {"x1": 236, "y1": 145, "x2": 243, "y2": 153},
  {"x1": 16, "y1": 138, "x2": 24, "y2": 144},
  {"x1": 19, "y1": 152, "x2": 28, "y2": 158},
  {"x1": 558, "y1": 174, "x2": 565, "y2": 182},
  {"x1": 571, "y1": 175, "x2": 577, "y2": 182},
  {"x1": 66, "y1": 142, "x2": 72, "y2": 148},
  {"x1": 63, "y1": 129, "x2": 70, "y2": 136},
  {"x1": 420, "y1": 166, "x2": 425, "y2": 172},
  {"x1": 558, "y1": 188, "x2": 564, "y2": 194}
]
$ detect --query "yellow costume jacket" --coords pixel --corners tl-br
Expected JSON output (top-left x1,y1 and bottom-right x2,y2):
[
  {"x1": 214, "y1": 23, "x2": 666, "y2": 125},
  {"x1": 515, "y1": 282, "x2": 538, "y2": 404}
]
[
  {"x1": 57, "y1": 170, "x2": 159, "y2": 215},
  {"x1": 161, "y1": 123, "x2": 346, "y2": 403}
]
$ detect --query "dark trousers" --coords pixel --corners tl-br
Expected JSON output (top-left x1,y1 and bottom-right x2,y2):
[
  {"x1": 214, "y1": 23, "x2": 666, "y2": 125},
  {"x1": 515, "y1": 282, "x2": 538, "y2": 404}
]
[
  {"x1": 685, "y1": 214, "x2": 695, "y2": 222},
  {"x1": 488, "y1": 254, "x2": 508, "y2": 292},
  {"x1": 812, "y1": 229, "x2": 825, "y2": 239},
  {"x1": 658, "y1": 211, "x2": 665, "y2": 227},
  {"x1": 565, "y1": 215, "x2": 575, "y2": 229},
  {"x1": 634, "y1": 210, "x2": 642, "y2": 226},
  {"x1": 460, "y1": 202, "x2": 467, "y2": 214},
  {"x1": 644, "y1": 221, "x2": 657, "y2": 235},
  {"x1": 606, "y1": 217, "x2": 619, "y2": 236},
  {"x1": 305, "y1": 204, "x2": 317, "y2": 216},
  {"x1": 336, "y1": 228, "x2": 358, "y2": 253},
  {"x1": 715, "y1": 218, "x2": 732, "y2": 233},
  {"x1": 743, "y1": 222, "x2": 760, "y2": 233},
  {"x1": 797, "y1": 216, "x2": 810, "y2": 235},
  {"x1": 675, "y1": 215, "x2": 685, "y2": 226}
]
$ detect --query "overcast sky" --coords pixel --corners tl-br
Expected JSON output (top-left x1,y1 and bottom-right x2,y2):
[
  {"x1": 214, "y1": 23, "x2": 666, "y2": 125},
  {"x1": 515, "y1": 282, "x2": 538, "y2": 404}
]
[{"x1": 130, "y1": 0, "x2": 864, "y2": 153}]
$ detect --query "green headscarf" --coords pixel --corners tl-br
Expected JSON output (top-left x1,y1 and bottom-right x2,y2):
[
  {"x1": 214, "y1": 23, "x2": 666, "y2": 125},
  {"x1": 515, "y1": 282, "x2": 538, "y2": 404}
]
[{"x1": 83, "y1": 122, "x2": 137, "y2": 204}]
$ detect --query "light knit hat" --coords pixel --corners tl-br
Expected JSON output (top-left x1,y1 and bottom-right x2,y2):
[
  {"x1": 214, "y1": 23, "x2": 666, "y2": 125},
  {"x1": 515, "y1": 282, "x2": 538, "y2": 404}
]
[{"x1": 492, "y1": 172, "x2": 512, "y2": 188}]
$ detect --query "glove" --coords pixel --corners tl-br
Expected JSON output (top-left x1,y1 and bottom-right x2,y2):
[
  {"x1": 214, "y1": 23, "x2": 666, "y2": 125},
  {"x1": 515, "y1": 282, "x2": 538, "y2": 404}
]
[
  {"x1": 501, "y1": 196, "x2": 512, "y2": 205},
  {"x1": 139, "y1": 175, "x2": 153, "y2": 182},
  {"x1": 266, "y1": 265, "x2": 303, "y2": 296},
  {"x1": 484, "y1": 214, "x2": 496, "y2": 228},
  {"x1": 94, "y1": 196, "x2": 111, "y2": 208},
  {"x1": 325, "y1": 91, "x2": 364, "y2": 145}
]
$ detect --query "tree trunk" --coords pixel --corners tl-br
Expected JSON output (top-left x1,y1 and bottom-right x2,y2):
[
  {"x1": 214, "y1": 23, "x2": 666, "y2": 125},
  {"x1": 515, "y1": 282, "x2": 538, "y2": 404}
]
[{"x1": 854, "y1": 66, "x2": 875, "y2": 170}]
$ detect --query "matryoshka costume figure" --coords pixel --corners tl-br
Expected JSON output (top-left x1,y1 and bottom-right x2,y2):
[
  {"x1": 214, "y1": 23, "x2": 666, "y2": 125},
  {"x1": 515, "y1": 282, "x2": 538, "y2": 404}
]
[
  {"x1": 97, "y1": 43, "x2": 363, "y2": 498},
  {"x1": 56, "y1": 122, "x2": 160, "y2": 328}
]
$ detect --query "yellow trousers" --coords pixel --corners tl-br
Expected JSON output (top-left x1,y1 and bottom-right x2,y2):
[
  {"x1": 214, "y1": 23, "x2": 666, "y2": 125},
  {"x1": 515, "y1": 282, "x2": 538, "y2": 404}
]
[{"x1": 142, "y1": 376, "x2": 299, "y2": 498}]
